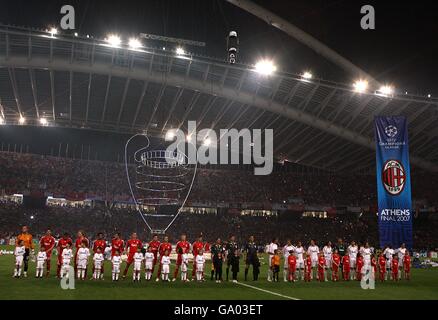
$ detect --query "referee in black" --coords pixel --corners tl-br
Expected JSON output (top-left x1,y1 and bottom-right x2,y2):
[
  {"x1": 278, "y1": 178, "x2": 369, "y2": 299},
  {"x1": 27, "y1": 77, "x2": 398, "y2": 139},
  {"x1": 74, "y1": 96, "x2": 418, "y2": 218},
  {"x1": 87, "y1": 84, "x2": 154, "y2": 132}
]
[
  {"x1": 244, "y1": 235, "x2": 260, "y2": 281},
  {"x1": 225, "y1": 235, "x2": 239, "y2": 281}
]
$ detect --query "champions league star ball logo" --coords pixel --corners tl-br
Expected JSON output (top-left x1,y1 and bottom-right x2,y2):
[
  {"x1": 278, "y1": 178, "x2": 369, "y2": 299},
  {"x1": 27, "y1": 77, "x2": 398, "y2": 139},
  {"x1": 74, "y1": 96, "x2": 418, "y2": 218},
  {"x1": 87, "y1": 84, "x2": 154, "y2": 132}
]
[
  {"x1": 384, "y1": 125, "x2": 398, "y2": 138},
  {"x1": 382, "y1": 160, "x2": 406, "y2": 196}
]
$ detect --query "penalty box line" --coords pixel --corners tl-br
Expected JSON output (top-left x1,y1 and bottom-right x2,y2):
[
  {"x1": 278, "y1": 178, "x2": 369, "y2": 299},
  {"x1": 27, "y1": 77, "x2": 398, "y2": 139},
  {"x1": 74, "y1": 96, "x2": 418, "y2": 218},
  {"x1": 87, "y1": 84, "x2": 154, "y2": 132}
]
[{"x1": 234, "y1": 281, "x2": 301, "y2": 300}]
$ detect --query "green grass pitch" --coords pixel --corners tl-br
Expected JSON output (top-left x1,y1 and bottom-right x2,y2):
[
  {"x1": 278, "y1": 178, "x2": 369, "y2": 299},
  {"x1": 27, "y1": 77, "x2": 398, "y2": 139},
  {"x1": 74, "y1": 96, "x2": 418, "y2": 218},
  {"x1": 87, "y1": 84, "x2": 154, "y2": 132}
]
[{"x1": 1, "y1": 245, "x2": 437, "y2": 300}]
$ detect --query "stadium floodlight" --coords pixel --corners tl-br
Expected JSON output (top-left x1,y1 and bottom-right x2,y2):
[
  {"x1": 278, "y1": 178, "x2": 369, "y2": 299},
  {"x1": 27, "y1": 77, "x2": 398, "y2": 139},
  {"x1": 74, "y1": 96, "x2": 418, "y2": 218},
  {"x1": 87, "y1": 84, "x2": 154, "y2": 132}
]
[
  {"x1": 74, "y1": 32, "x2": 78, "y2": 37},
  {"x1": 176, "y1": 47, "x2": 185, "y2": 55},
  {"x1": 428, "y1": 94, "x2": 431, "y2": 98},
  {"x1": 378, "y1": 85, "x2": 394, "y2": 96},
  {"x1": 165, "y1": 129, "x2": 176, "y2": 140},
  {"x1": 39, "y1": 118, "x2": 48, "y2": 125},
  {"x1": 105, "y1": 34, "x2": 121, "y2": 47},
  {"x1": 353, "y1": 79, "x2": 368, "y2": 93},
  {"x1": 254, "y1": 59, "x2": 277, "y2": 76},
  {"x1": 186, "y1": 134, "x2": 192, "y2": 142},
  {"x1": 128, "y1": 38, "x2": 142, "y2": 49},
  {"x1": 49, "y1": 27, "x2": 58, "y2": 37},
  {"x1": 18, "y1": 116, "x2": 25, "y2": 124},
  {"x1": 301, "y1": 71, "x2": 313, "y2": 80}
]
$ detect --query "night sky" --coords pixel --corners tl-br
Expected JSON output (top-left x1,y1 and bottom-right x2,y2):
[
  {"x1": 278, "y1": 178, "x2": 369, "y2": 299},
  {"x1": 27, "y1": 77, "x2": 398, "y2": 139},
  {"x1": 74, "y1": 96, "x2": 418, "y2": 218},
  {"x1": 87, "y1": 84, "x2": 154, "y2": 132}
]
[{"x1": 1, "y1": 0, "x2": 437, "y2": 95}]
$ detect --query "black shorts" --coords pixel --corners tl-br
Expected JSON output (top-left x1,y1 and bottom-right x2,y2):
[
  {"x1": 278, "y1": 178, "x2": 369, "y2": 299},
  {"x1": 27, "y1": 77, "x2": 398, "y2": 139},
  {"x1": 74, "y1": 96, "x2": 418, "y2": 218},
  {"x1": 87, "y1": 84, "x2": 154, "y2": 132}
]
[{"x1": 246, "y1": 256, "x2": 257, "y2": 266}]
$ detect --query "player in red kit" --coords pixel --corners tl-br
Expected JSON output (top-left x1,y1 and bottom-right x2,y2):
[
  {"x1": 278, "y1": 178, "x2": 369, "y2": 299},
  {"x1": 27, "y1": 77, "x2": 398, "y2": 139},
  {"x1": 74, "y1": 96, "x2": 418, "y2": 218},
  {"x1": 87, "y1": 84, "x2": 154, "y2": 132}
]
[
  {"x1": 356, "y1": 254, "x2": 364, "y2": 281},
  {"x1": 191, "y1": 235, "x2": 205, "y2": 280},
  {"x1": 74, "y1": 230, "x2": 89, "y2": 276},
  {"x1": 317, "y1": 253, "x2": 326, "y2": 282},
  {"x1": 39, "y1": 229, "x2": 55, "y2": 277},
  {"x1": 378, "y1": 254, "x2": 386, "y2": 282},
  {"x1": 403, "y1": 251, "x2": 411, "y2": 280},
  {"x1": 391, "y1": 255, "x2": 399, "y2": 281},
  {"x1": 371, "y1": 254, "x2": 377, "y2": 275},
  {"x1": 332, "y1": 249, "x2": 341, "y2": 281},
  {"x1": 92, "y1": 232, "x2": 106, "y2": 279},
  {"x1": 342, "y1": 254, "x2": 350, "y2": 281},
  {"x1": 111, "y1": 233, "x2": 125, "y2": 257},
  {"x1": 304, "y1": 253, "x2": 312, "y2": 282},
  {"x1": 287, "y1": 251, "x2": 297, "y2": 282},
  {"x1": 122, "y1": 233, "x2": 142, "y2": 279},
  {"x1": 173, "y1": 234, "x2": 191, "y2": 281},
  {"x1": 148, "y1": 235, "x2": 160, "y2": 274},
  {"x1": 57, "y1": 233, "x2": 73, "y2": 278},
  {"x1": 156, "y1": 235, "x2": 172, "y2": 281}
]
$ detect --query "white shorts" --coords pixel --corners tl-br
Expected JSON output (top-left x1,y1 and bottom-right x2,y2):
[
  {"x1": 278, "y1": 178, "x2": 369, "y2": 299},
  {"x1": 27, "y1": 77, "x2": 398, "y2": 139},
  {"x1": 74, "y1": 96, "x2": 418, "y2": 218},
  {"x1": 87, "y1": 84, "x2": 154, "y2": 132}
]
[
  {"x1": 61, "y1": 265, "x2": 71, "y2": 273},
  {"x1": 15, "y1": 257, "x2": 23, "y2": 266},
  {"x1": 94, "y1": 262, "x2": 102, "y2": 270},
  {"x1": 386, "y1": 259, "x2": 392, "y2": 269},
  {"x1": 162, "y1": 265, "x2": 170, "y2": 274},
  {"x1": 196, "y1": 263, "x2": 204, "y2": 272},
  {"x1": 37, "y1": 261, "x2": 45, "y2": 269},
  {"x1": 268, "y1": 255, "x2": 274, "y2": 267},
  {"x1": 311, "y1": 257, "x2": 318, "y2": 268},
  {"x1": 350, "y1": 258, "x2": 357, "y2": 268},
  {"x1": 145, "y1": 262, "x2": 153, "y2": 270},
  {"x1": 296, "y1": 260, "x2": 304, "y2": 269},
  {"x1": 134, "y1": 262, "x2": 142, "y2": 271},
  {"x1": 325, "y1": 258, "x2": 332, "y2": 268},
  {"x1": 181, "y1": 263, "x2": 188, "y2": 272},
  {"x1": 112, "y1": 264, "x2": 120, "y2": 273},
  {"x1": 284, "y1": 258, "x2": 289, "y2": 269},
  {"x1": 77, "y1": 259, "x2": 87, "y2": 269}
]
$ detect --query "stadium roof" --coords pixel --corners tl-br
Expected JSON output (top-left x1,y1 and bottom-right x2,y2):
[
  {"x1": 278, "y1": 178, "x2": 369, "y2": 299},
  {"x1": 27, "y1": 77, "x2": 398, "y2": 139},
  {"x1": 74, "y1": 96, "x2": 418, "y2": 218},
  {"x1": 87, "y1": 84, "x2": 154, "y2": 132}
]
[{"x1": 0, "y1": 25, "x2": 437, "y2": 172}]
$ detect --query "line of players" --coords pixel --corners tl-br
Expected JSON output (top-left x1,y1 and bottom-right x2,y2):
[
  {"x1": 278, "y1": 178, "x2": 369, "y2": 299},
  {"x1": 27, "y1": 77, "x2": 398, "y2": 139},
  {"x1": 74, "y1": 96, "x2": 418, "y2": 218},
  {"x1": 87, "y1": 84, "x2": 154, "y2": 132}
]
[
  {"x1": 267, "y1": 239, "x2": 411, "y2": 282},
  {"x1": 12, "y1": 228, "x2": 412, "y2": 283}
]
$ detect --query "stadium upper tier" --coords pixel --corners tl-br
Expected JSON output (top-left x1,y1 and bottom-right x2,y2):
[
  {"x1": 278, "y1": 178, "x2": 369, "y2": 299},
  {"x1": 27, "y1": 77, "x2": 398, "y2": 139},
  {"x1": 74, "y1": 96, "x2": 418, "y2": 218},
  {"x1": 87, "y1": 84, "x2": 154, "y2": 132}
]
[{"x1": 0, "y1": 25, "x2": 437, "y2": 172}]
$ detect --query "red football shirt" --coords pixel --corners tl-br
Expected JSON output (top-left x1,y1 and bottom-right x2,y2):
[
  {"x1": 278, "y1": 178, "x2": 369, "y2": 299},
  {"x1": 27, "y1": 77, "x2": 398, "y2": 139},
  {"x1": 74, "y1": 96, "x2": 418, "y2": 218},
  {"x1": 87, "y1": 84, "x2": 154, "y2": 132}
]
[
  {"x1": 403, "y1": 255, "x2": 411, "y2": 268},
  {"x1": 40, "y1": 235, "x2": 56, "y2": 253},
  {"x1": 126, "y1": 239, "x2": 142, "y2": 256},
  {"x1": 93, "y1": 239, "x2": 106, "y2": 252},
  {"x1": 287, "y1": 255, "x2": 297, "y2": 268},
  {"x1": 159, "y1": 242, "x2": 172, "y2": 256},
  {"x1": 342, "y1": 255, "x2": 350, "y2": 270},
  {"x1": 332, "y1": 254, "x2": 340, "y2": 267},
  {"x1": 149, "y1": 240, "x2": 160, "y2": 257},
  {"x1": 192, "y1": 241, "x2": 204, "y2": 256},
  {"x1": 75, "y1": 237, "x2": 89, "y2": 249},
  {"x1": 391, "y1": 259, "x2": 399, "y2": 272},
  {"x1": 318, "y1": 256, "x2": 326, "y2": 270},
  {"x1": 378, "y1": 256, "x2": 386, "y2": 270},
  {"x1": 356, "y1": 257, "x2": 364, "y2": 270},
  {"x1": 111, "y1": 239, "x2": 125, "y2": 256},
  {"x1": 57, "y1": 238, "x2": 73, "y2": 254},
  {"x1": 176, "y1": 240, "x2": 190, "y2": 255}
]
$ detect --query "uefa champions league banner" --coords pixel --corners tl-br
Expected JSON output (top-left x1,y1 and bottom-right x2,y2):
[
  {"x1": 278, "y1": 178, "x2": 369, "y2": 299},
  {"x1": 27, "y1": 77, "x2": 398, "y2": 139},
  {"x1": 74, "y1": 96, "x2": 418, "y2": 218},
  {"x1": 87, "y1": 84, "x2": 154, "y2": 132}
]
[{"x1": 374, "y1": 116, "x2": 413, "y2": 249}]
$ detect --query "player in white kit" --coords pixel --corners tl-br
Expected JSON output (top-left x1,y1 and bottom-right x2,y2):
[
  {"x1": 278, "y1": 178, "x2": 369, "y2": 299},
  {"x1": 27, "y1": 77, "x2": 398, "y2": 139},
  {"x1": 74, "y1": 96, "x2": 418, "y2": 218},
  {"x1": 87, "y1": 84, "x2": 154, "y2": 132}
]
[
  {"x1": 144, "y1": 246, "x2": 154, "y2": 281},
  {"x1": 267, "y1": 238, "x2": 278, "y2": 281},
  {"x1": 282, "y1": 239, "x2": 295, "y2": 282},
  {"x1": 307, "y1": 240, "x2": 319, "y2": 280},
  {"x1": 160, "y1": 250, "x2": 171, "y2": 282},
  {"x1": 181, "y1": 250, "x2": 189, "y2": 282},
  {"x1": 322, "y1": 241, "x2": 333, "y2": 282},
  {"x1": 13, "y1": 240, "x2": 26, "y2": 278},
  {"x1": 396, "y1": 243, "x2": 407, "y2": 280},
  {"x1": 195, "y1": 249, "x2": 206, "y2": 282},
  {"x1": 93, "y1": 248, "x2": 104, "y2": 280},
  {"x1": 294, "y1": 241, "x2": 305, "y2": 280},
  {"x1": 347, "y1": 241, "x2": 358, "y2": 280},
  {"x1": 36, "y1": 247, "x2": 47, "y2": 278},
  {"x1": 133, "y1": 247, "x2": 144, "y2": 282},
  {"x1": 360, "y1": 242, "x2": 372, "y2": 276},
  {"x1": 76, "y1": 242, "x2": 90, "y2": 280},
  {"x1": 111, "y1": 250, "x2": 122, "y2": 281},
  {"x1": 383, "y1": 245, "x2": 394, "y2": 280},
  {"x1": 61, "y1": 244, "x2": 73, "y2": 279}
]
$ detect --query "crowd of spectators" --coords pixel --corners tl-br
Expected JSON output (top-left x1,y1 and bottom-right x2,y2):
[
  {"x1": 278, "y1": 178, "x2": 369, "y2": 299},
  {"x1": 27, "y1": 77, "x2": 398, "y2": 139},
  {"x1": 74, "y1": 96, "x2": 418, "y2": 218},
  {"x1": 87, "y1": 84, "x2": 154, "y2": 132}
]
[{"x1": 1, "y1": 151, "x2": 437, "y2": 207}]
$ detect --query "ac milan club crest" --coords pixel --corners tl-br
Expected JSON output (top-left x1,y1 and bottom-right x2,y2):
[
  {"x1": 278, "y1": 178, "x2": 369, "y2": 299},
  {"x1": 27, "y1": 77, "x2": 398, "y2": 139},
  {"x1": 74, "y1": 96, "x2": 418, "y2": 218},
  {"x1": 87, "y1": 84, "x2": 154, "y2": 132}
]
[{"x1": 382, "y1": 160, "x2": 406, "y2": 195}]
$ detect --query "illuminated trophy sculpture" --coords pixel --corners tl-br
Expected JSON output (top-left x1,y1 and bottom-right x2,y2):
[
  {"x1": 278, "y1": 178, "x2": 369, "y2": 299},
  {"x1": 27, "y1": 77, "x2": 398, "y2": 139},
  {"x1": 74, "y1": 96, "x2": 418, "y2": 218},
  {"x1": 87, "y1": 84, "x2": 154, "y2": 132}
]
[{"x1": 124, "y1": 134, "x2": 197, "y2": 234}]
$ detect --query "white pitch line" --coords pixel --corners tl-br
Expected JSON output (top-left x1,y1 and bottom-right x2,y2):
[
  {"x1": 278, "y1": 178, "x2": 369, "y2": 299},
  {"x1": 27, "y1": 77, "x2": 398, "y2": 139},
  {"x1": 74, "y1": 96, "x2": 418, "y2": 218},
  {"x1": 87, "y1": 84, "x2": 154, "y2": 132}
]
[{"x1": 234, "y1": 281, "x2": 301, "y2": 300}]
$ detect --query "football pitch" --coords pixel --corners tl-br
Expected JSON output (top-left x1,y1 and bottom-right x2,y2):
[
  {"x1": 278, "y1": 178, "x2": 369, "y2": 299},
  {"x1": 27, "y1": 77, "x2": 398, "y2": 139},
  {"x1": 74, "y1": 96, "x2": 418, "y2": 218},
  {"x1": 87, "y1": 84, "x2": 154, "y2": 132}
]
[{"x1": 1, "y1": 246, "x2": 437, "y2": 300}]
